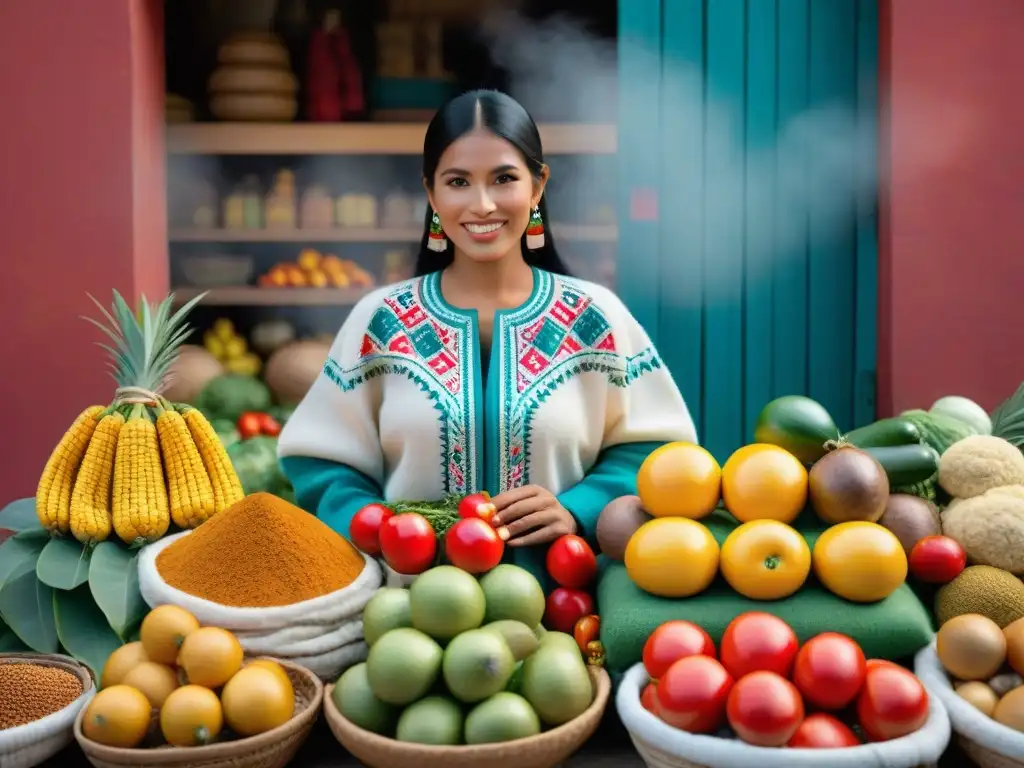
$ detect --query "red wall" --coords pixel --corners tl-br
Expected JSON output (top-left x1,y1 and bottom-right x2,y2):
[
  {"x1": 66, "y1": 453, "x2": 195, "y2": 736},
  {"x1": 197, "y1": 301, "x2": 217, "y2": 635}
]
[
  {"x1": 877, "y1": 0, "x2": 1024, "y2": 416},
  {"x1": 0, "y1": 0, "x2": 168, "y2": 506}
]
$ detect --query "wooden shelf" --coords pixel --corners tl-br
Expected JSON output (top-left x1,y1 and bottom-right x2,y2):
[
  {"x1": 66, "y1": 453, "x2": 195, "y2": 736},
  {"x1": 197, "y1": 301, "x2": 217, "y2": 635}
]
[
  {"x1": 165, "y1": 123, "x2": 617, "y2": 155},
  {"x1": 169, "y1": 224, "x2": 618, "y2": 243},
  {"x1": 171, "y1": 287, "x2": 370, "y2": 306}
]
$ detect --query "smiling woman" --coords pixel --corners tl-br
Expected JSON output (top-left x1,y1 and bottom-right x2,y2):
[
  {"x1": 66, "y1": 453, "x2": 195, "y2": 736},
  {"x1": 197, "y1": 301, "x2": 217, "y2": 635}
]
[{"x1": 277, "y1": 89, "x2": 699, "y2": 587}]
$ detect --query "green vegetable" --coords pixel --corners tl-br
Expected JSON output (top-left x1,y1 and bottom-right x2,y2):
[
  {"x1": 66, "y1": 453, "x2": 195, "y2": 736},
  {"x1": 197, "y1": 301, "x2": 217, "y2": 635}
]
[
  {"x1": 862, "y1": 444, "x2": 940, "y2": 487},
  {"x1": 930, "y1": 396, "x2": 992, "y2": 435},
  {"x1": 195, "y1": 374, "x2": 272, "y2": 422},
  {"x1": 267, "y1": 404, "x2": 297, "y2": 425},
  {"x1": 753, "y1": 395, "x2": 840, "y2": 465},
  {"x1": 227, "y1": 436, "x2": 289, "y2": 495},
  {"x1": 900, "y1": 409, "x2": 978, "y2": 454},
  {"x1": 991, "y1": 382, "x2": 1024, "y2": 450},
  {"x1": 844, "y1": 417, "x2": 920, "y2": 448}
]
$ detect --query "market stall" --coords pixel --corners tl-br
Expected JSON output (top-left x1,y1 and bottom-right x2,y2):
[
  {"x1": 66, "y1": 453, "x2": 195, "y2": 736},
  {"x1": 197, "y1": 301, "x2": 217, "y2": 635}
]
[{"x1": 2, "y1": 288, "x2": 1024, "y2": 768}]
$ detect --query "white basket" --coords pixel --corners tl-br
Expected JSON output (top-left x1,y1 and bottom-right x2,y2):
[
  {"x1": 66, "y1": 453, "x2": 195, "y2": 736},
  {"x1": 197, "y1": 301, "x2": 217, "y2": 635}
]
[
  {"x1": 616, "y1": 662, "x2": 950, "y2": 768},
  {"x1": 0, "y1": 654, "x2": 95, "y2": 768},
  {"x1": 916, "y1": 641, "x2": 1024, "y2": 766}
]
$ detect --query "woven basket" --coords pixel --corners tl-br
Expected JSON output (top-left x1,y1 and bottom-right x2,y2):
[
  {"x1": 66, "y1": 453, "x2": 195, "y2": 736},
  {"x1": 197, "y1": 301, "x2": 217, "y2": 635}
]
[
  {"x1": 617, "y1": 662, "x2": 950, "y2": 768},
  {"x1": 915, "y1": 642, "x2": 1024, "y2": 768},
  {"x1": 181, "y1": 255, "x2": 254, "y2": 287},
  {"x1": 73, "y1": 658, "x2": 322, "y2": 768},
  {"x1": 0, "y1": 653, "x2": 95, "y2": 768},
  {"x1": 323, "y1": 666, "x2": 611, "y2": 768}
]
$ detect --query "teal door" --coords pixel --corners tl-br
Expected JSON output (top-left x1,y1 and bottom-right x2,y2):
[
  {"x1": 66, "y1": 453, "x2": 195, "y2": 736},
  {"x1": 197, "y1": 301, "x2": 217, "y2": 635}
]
[{"x1": 617, "y1": 0, "x2": 879, "y2": 463}]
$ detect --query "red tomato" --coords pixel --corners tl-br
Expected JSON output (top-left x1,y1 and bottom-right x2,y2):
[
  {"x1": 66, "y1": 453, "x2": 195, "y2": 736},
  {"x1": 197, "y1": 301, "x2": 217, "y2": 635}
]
[
  {"x1": 458, "y1": 492, "x2": 496, "y2": 523},
  {"x1": 643, "y1": 621, "x2": 717, "y2": 680},
  {"x1": 793, "y1": 632, "x2": 867, "y2": 710},
  {"x1": 909, "y1": 535, "x2": 967, "y2": 584},
  {"x1": 236, "y1": 412, "x2": 263, "y2": 440},
  {"x1": 656, "y1": 655, "x2": 733, "y2": 733},
  {"x1": 378, "y1": 513, "x2": 437, "y2": 574},
  {"x1": 546, "y1": 534, "x2": 598, "y2": 589},
  {"x1": 788, "y1": 713, "x2": 861, "y2": 748},
  {"x1": 727, "y1": 671, "x2": 804, "y2": 747},
  {"x1": 258, "y1": 413, "x2": 282, "y2": 437},
  {"x1": 720, "y1": 612, "x2": 799, "y2": 680},
  {"x1": 444, "y1": 518, "x2": 504, "y2": 574},
  {"x1": 856, "y1": 662, "x2": 929, "y2": 741},
  {"x1": 348, "y1": 503, "x2": 394, "y2": 555},
  {"x1": 543, "y1": 588, "x2": 594, "y2": 634},
  {"x1": 573, "y1": 614, "x2": 601, "y2": 653},
  {"x1": 640, "y1": 682, "x2": 659, "y2": 714}
]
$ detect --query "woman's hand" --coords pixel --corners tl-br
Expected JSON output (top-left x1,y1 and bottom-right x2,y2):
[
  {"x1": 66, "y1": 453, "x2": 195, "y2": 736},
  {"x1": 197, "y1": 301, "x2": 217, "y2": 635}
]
[{"x1": 491, "y1": 485, "x2": 577, "y2": 547}]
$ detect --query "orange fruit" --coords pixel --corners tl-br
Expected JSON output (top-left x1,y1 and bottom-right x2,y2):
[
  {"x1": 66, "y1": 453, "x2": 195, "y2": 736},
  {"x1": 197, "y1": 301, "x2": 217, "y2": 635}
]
[
  {"x1": 624, "y1": 518, "x2": 720, "y2": 598},
  {"x1": 221, "y1": 666, "x2": 295, "y2": 736},
  {"x1": 100, "y1": 641, "x2": 149, "y2": 689},
  {"x1": 636, "y1": 442, "x2": 721, "y2": 519},
  {"x1": 720, "y1": 520, "x2": 811, "y2": 600},
  {"x1": 139, "y1": 605, "x2": 200, "y2": 665},
  {"x1": 245, "y1": 659, "x2": 294, "y2": 701},
  {"x1": 813, "y1": 521, "x2": 908, "y2": 602},
  {"x1": 721, "y1": 444, "x2": 808, "y2": 524},
  {"x1": 81, "y1": 685, "x2": 152, "y2": 748},
  {"x1": 122, "y1": 661, "x2": 180, "y2": 708},
  {"x1": 160, "y1": 685, "x2": 224, "y2": 747},
  {"x1": 178, "y1": 627, "x2": 244, "y2": 689}
]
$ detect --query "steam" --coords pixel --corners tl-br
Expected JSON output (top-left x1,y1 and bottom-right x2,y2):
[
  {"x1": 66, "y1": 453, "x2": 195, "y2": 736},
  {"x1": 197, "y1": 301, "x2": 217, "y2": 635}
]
[{"x1": 476, "y1": 9, "x2": 972, "y2": 296}]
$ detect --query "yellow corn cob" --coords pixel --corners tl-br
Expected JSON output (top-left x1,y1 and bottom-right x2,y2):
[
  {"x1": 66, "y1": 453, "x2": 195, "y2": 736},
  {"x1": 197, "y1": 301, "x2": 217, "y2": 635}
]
[
  {"x1": 112, "y1": 405, "x2": 170, "y2": 546},
  {"x1": 36, "y1": 405, "x2": 105, "y2": 535},
  {"x1": 181, "y1": 405, "x2": 244, "y2": 512},
  {"x1": 69, "y1": 410, "x2": 125, "y2": 545},
  {"x1": 156, "y1": 401, "x2": 216, "y2": 528}
]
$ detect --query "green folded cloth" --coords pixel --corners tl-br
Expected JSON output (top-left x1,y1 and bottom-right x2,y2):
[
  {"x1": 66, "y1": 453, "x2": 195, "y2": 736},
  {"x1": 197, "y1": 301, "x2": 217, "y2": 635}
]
[{"x1": 596, "y1": 510, "x2": 936, "y2": 675}]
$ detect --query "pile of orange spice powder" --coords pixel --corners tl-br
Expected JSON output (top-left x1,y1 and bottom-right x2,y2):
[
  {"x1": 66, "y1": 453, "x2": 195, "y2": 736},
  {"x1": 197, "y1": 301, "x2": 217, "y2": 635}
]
[
  {"x1": 0, "y1": 662, "x2": 83, "y2": 729},
  {"x1": 155, "y1": 492, "x2": 366, "y2": 607}
]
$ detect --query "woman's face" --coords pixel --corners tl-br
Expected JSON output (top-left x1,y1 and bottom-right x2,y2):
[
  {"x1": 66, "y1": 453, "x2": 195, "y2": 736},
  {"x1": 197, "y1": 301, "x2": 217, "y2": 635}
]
[{"x1": 426, "y1": 129, "x2": 547, "y2": 265}]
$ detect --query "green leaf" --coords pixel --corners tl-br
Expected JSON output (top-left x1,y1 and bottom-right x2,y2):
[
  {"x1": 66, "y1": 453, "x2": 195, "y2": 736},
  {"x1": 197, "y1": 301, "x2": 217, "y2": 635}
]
[
  {"x1": 36, "y1": 538, "x2": 93, "y2": 590},
  {"x1": 54, "y1": 585, "x2": 123, "y2": 681},
  {"x1": 992, "y1": 381, "x2": 1024, "y2": 448},
  {"x1": 0, "y1": 530, "x2": 48, "y2": 589},
  {"x1": 0, "y1": 568, "x2": 59, "y2": 653},
  {"x1": 0, "y1": 616, "x2": 29, "y2": 652},
  {"x1": 0, "y1": 498, "x2": 43, "y2": 532},
  {"x1": 89, "y1": 542, "x2": 147, "y2": 639}
]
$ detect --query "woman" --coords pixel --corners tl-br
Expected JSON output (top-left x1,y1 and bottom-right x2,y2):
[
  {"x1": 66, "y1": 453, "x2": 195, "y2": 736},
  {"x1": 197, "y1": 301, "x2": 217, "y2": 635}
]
[{"x1": 278, "y1": 90, "x2": 697, "y2": 583}]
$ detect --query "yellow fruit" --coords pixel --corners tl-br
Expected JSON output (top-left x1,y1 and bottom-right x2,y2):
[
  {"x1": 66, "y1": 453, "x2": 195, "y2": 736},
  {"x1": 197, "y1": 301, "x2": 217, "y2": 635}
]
[
  {"x1": 246, "y1": 659, "x2": 294, "y2": 701},
  {"x1": 101, "y1": 641, "x2": 149, "y2": 689},
  {"x1": 212, "y1": 318, "x2": 235, "y2": 340},
  {"x1": 203, "y1": 333, "x2": 225, "y2": 359},
  {"x1": 221, "y1": 666, "x2": 295, "y2": 736},
  {"x1": 223, "y1": 336, "x2": 247, "y2": 359},
  {"x1": 721, "y1": 444, "x2": 808, "y2": 524},
  {"x1": 140, "y1": 605, "x2": 200, "y2": 665},
  {"x1": 813, "y1": 521, "x2": 908, "y2": 603},
  {"x1": 160, "y1": 685, "x2": 224, "y2": 747},
  {"x1": 122, "y1": 661, "x2": 180, "y2": 709},
  {"x1": 178, "y1": 627, "x2": 244, "y2": 688},
  {"x1": 636, "y1": 442, "x2": 721, "y2": 519},
  {"x1": 81, "y1": 685, "x2": 152, "y2": 748},
  {"x1": 625, "y1": 518, "x2": 720, "y2": 598},
  {"x1": 720, "y1": 520, "x2": 811, "y2": 600}
]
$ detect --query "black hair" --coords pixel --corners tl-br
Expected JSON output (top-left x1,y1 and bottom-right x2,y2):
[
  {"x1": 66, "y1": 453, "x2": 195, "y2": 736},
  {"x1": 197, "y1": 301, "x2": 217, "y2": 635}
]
[{"x1": 414, "y1": 89, "x2": 573, "y2": 277}]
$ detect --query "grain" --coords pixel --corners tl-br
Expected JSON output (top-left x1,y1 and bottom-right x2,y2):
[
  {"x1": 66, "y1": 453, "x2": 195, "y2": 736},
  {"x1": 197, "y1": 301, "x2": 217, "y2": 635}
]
[{"x1": 0, "y1": 662, "x2": 83, "y2": 729}]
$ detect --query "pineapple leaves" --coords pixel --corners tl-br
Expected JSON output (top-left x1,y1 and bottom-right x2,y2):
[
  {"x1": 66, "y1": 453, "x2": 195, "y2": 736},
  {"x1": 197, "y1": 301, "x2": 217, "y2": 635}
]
[
  {"x1": 81, "y1": 289, "x2": 208, "y2": 395},
  {"x1": 991, "y1": 381, "x2": 1024, "y2": 449}
]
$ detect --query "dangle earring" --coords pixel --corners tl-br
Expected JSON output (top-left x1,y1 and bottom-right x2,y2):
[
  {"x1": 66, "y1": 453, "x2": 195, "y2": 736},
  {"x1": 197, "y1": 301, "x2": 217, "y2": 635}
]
[
  {"x1": 427, "y1": 210, "x2": 448, "y2": 252},
  {"x1": 526, "y1": 205, "x2": 545, "y2": 250}
]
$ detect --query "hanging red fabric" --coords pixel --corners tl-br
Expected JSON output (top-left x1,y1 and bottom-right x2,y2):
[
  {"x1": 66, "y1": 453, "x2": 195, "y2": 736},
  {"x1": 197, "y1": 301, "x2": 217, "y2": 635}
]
[{"x1": 306, "y1": 11, "x2": 364, "y2": 122}]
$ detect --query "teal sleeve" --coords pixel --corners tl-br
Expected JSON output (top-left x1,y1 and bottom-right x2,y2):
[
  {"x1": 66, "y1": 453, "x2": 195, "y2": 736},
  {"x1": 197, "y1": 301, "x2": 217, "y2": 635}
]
[
  {"x1": 280, "y1": 455, "x2": 383, "y2": 539},
  {"x1": 557, "y1": 441, "x2": 662, "y2": 551}
]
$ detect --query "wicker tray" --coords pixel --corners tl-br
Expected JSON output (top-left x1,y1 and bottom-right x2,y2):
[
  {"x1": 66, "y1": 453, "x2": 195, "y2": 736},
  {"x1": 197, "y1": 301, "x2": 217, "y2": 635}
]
[
  {"x1": 916, "y1": 642, "x2": 1024, "y2": 768},
  {"x1": 617, "y1": 662, "x2": 950, "y2": 768},
  {"x1": 323, "y1": 666, "x2": 611, "y2": 768},
  {"x1": 0, "y1": 653, "x2": 95, "y2": 768},
  {"x1": 73, "y1": 658, "x2": 323, "y2": 768}
]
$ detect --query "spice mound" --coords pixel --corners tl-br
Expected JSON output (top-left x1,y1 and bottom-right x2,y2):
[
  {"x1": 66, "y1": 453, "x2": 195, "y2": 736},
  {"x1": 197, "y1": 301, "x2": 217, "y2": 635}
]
[
  {"x1": 156, "y1": 492, "x2": 365, "y2": 607},
  {"x1": 0, "y1": 662, "x2": 84, "y2": 729}
]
